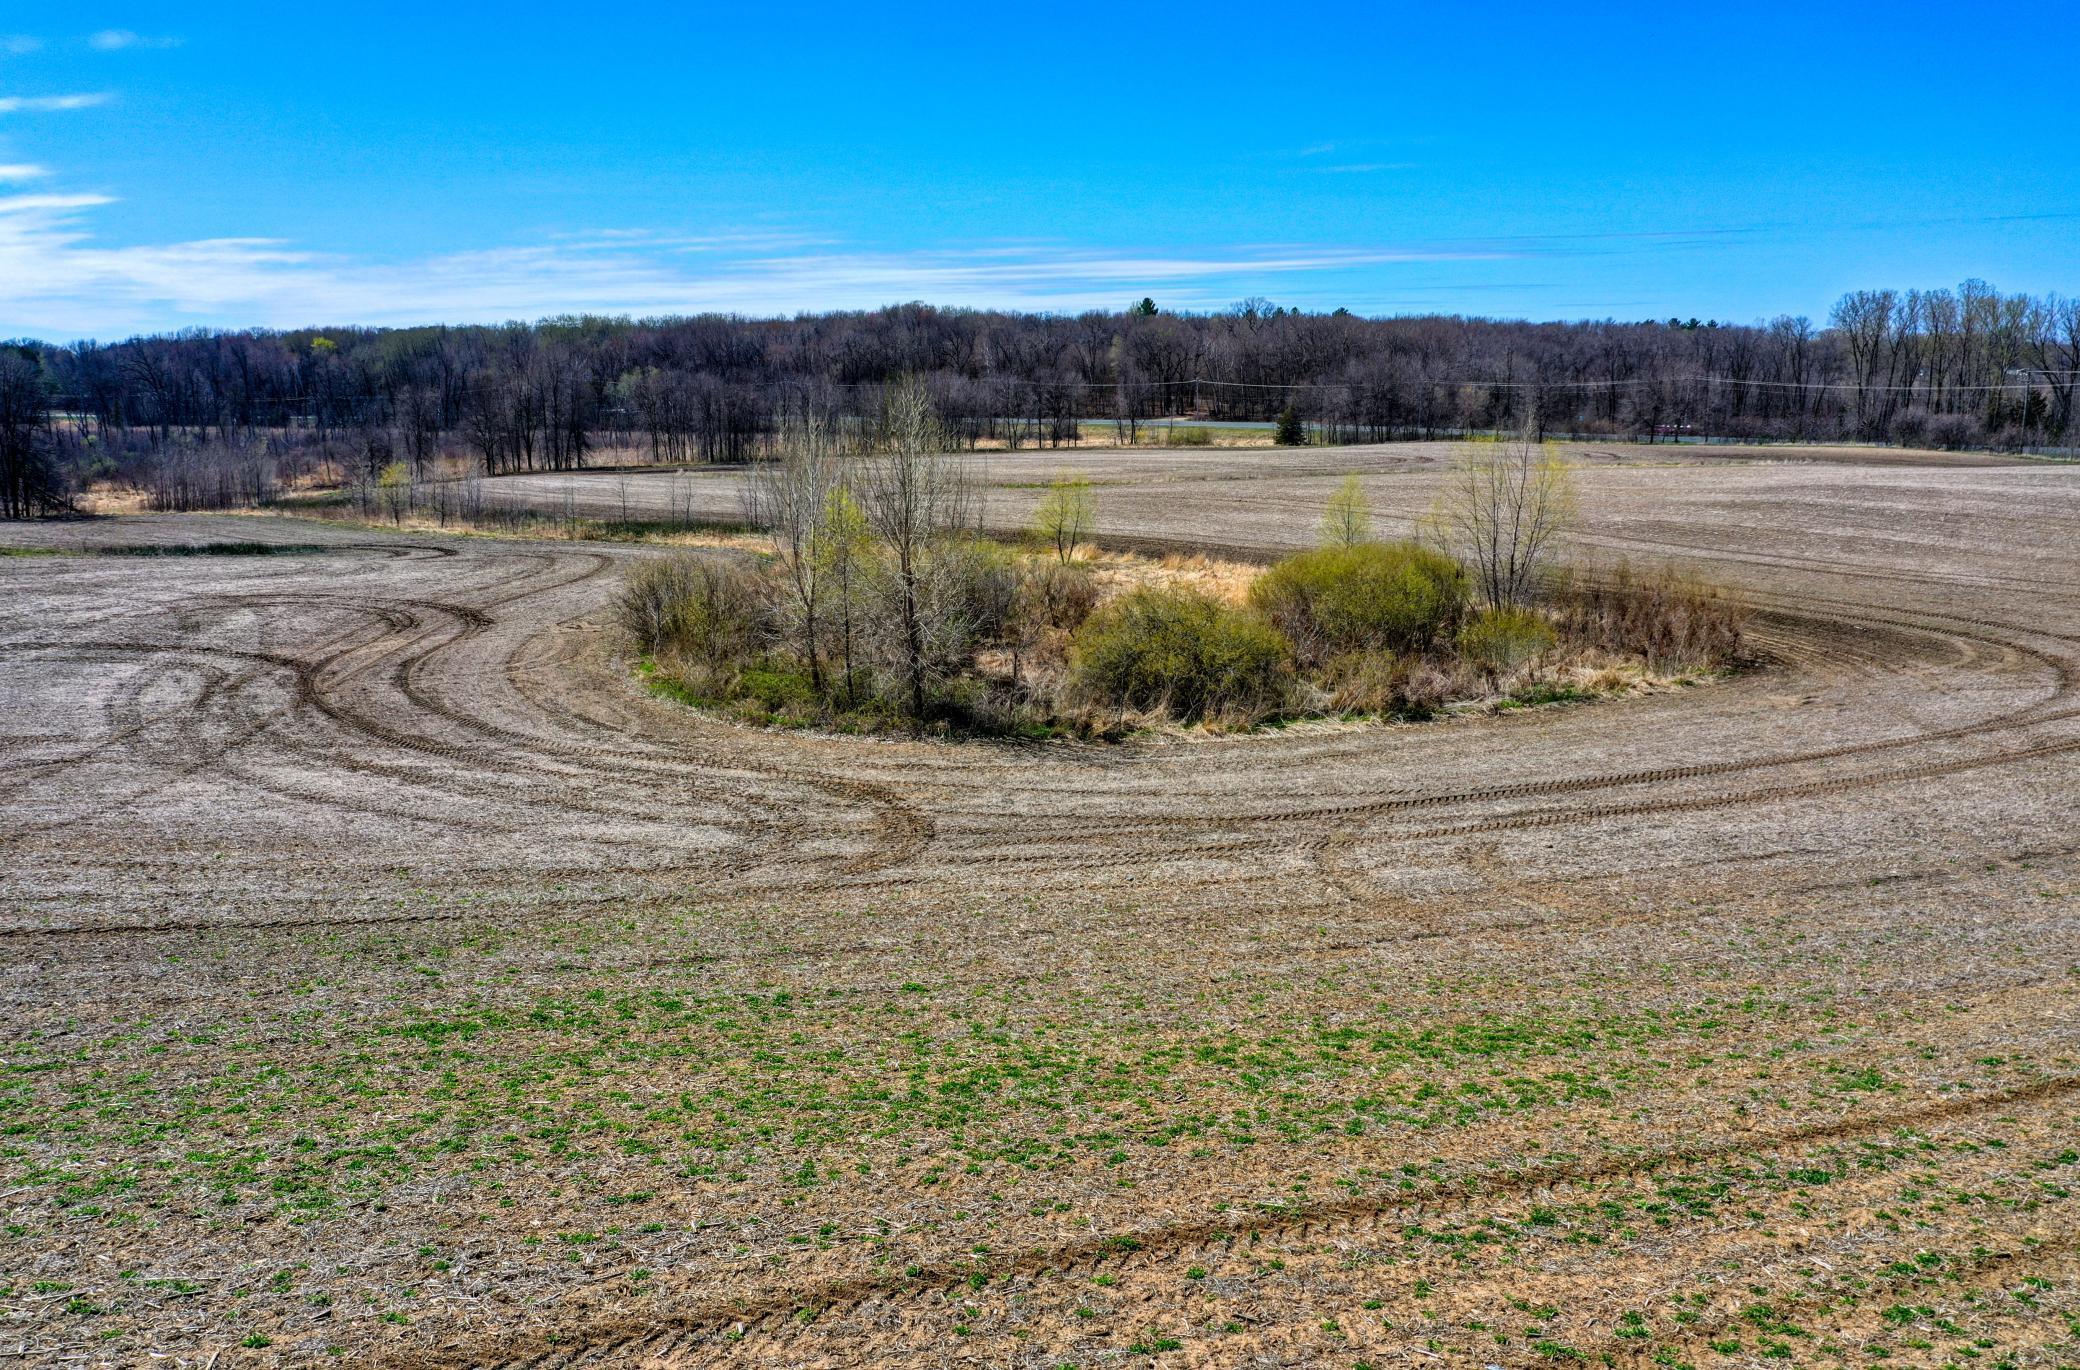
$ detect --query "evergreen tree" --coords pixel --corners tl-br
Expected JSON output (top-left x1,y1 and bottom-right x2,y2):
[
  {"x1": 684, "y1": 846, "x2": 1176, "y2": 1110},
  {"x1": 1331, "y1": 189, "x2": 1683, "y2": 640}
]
[{"x1": 1274, "y1": 405, "x2": 1306, "y2": 447}]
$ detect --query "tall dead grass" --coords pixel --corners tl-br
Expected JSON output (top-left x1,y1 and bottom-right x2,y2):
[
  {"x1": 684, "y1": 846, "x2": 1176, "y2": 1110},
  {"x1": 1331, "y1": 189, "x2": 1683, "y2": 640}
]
[{"x1": 1548, "y1": 561, "x2": 1747, "y2": 673}]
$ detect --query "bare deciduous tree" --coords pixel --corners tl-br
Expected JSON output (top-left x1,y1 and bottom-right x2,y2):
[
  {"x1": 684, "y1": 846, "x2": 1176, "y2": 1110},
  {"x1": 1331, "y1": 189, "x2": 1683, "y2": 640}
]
[
  {"x1": 398, "y1": 385, "x2": 443, "y2": 479},
  {"x1": 854, "y1": 377, "x2": 973, "y2": 722},
  {"x1": 748, "y1": 414, "x2": 842, "y2": 693},
  {"x1": 1431, "y1": 434, "x2": 1577, "y2": 608}
]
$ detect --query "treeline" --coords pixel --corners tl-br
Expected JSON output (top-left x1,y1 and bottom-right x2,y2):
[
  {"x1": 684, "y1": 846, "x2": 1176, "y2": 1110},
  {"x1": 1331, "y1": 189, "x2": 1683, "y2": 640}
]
[{"x1": 2, "y1": 280, "x2": 2075, "y2": 515}]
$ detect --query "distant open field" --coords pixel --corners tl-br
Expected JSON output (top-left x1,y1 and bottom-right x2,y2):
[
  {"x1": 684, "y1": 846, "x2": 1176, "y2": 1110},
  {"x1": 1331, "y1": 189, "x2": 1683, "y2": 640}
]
[
  {"x1": 449, "y1": 438, "x2": 2044, "y2": 554},
  {"x1": 5, "y1": 440, "x2": 2080, "y2": 1368}
]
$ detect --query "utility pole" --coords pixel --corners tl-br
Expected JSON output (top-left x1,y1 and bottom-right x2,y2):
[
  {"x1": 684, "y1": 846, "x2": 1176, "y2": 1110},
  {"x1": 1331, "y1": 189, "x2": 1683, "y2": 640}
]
[{"x1": 2006, "y1": 368, "x2": 2035, "y2": 453}]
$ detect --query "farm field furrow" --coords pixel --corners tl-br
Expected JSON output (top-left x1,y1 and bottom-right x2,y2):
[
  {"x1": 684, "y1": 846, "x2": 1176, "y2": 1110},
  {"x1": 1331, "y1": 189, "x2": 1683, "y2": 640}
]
[{"x1": 3, "y1": 442, "x2": 2079, "y2": 1369}]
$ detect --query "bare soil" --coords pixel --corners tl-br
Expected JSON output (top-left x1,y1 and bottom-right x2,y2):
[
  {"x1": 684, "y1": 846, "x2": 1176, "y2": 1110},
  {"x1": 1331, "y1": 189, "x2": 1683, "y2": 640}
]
[{"x1": 4, "y1": 440, "x2": 2079, "y2": 1368}]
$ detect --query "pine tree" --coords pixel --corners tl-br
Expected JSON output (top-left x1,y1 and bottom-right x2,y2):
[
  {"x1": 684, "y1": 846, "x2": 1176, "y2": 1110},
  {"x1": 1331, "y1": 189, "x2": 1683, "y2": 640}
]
[{"x1": 1274, "y1": 405, "x2": 1306, "y2": 447}]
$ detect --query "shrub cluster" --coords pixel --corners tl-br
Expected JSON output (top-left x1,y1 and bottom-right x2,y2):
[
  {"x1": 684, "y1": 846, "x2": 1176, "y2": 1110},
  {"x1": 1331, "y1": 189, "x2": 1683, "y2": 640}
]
[
  {"x1": 1249, "y1": 543, "x2": 1467, "y2": 662},
  {"x1": 619, "y1": 538, "x2": 1745, "y2": 738},
  {"x1": 1070, "y1": 589, "x2": 1290, "y2": 724},
  {"x1": 623, "y1": 394, "x2": 1736, "y2": 737},
  {"x1": 621, "y1": 540, "x2": 1747, "y2": 736},
  {"x1": 615, "y1": 555, "x2": 769, "y2": 667},
  {"x1": 619, "y1": 541, "x2": 1104, "y2": 734},
  {"x1": 1458, "y1": 606, "x2": 1557, "y2": 677}
]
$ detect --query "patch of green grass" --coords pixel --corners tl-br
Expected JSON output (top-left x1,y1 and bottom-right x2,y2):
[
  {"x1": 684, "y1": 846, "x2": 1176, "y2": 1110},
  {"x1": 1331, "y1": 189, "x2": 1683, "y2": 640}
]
[
  {"x1": 0, "y1": 973, "x2": 1811, "y2": 1227},
  {"x1": 1499, "y1": 681, "x2": 1591, "y2": 709}
]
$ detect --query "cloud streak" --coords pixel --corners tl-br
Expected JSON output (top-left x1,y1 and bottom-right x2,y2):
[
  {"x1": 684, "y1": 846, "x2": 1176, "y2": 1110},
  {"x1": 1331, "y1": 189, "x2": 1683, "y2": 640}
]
[
  {"x1": 0, "y1": 93, "x2": 110, "y2": 113},
  {"x1": 88, "y1": 30, "x2": 183, "y2": 52},
  {"x1": 0, "y1": 192, "x2": 1521, "y2": 337}
]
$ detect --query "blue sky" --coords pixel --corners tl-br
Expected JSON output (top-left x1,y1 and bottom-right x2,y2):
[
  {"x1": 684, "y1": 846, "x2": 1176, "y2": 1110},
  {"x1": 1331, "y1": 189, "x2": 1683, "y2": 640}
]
[{"x1": 2, "y1": 1, "x2": 2074, "y2": 338}]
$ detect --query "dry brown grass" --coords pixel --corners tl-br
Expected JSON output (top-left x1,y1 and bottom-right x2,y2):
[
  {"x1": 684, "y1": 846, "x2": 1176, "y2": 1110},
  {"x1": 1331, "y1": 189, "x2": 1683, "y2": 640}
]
[
  {"x1": 69, "y1": 484, "x2": 152, "y2": 515},
  {"x1": 1082, "y1": 546, "x2": 1260, "y2": 602}
]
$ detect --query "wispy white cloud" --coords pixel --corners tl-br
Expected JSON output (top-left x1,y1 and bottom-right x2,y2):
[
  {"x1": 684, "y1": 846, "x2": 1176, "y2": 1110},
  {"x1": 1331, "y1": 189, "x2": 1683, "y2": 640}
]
[
  {"x1": 0, "y1": 191, "x2": 1522, "y2": 336},
  {"x1": 0, "y1": 163, "x2": 47, "y2": 181},
  {"x1": 0, "y1": 93, "x2": 111, "y2": 113},
  {"x1": 0, "y1": 36, "x2": 42, "y2": 56},
  {"x1": 0, "y1": 192, "x2": 117, "y2": 212},
  {"x1": 87, "y1": 30, "x2": 182, "y2": 51},
  {"x1": 1278, "y1": 143, "x2": 1419, "y2": 174}
]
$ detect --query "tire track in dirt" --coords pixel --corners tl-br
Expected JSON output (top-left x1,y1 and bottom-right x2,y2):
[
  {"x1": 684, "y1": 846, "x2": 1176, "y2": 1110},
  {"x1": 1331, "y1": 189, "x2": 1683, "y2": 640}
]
[
  {"x1": 12, "y1": 541, "x2": 2071, "y2": 925},
  {"x1": 390, "y1": 596, "x2": 938, "y2": 876},
  {"x1": 837, "y1": 719, "x2": 2080, "y2": 894},
  {"x1": 0, "y1": 650, "x2": 232, "y2": 778},
  {"x1": 235, "y1": 552, "x2": 935, "y2": 880},
  {"x1": 0, "y1": 593, "x2": 424, "y2": 785},
  {"x1": 414, "y1": 1073, "x2": 2080, "y2": 1369},
  {"x1": 177, "y1": 595, "x2": 807, "y2": 848},
  {"x1": 20, "y1": 529, "x2": 2058, "y2": 899},
  {"x1": 887, "y1": 597, "x2": 2070, "y2": 895},
  {"x1": 879, "y1": 599, "x2": 2080, "y2": 889},
  {"x1": 924, "y1": 599, "x2": 2075, "y2": 840},
  {"x1": 2, "y1": 559, "x2": 924, "y2": 913},
  {"x1": 0, "y1": 633, "x2": 380, "y2": 843}
]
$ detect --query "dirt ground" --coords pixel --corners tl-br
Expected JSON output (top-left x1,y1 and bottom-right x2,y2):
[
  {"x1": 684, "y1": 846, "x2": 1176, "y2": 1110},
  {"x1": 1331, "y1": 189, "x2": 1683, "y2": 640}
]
[{"x1": 4, "y1": 440, "x2": 2079, "y2": 1369}]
